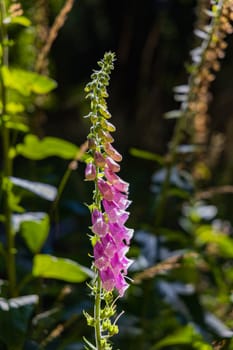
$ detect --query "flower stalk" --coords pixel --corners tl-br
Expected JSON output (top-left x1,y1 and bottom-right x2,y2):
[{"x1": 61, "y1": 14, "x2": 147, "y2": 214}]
[
  {"x1": 155, "y1": 0, "x2": 233, "y2": 228},
  {"x1": 83, "y1": 52, "x2": 133, "y2": 350}
]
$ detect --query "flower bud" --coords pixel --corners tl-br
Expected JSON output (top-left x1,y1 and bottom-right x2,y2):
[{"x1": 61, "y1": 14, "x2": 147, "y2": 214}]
[
  {"x1": 88, "y1": 138, "x2": 96, "y2": 150},
  {"x1": 98, "y1": 129, "x2": 114, "y2": 143},
  {"x1": 85, "y1": 163, "x2": 96, "y2": 181},
  {"x1": 101, "y1": 119, "x2": 116, "y2": 132},
  {"x1": 94, "y1": 151, "x2": 106, "y2": 167}
]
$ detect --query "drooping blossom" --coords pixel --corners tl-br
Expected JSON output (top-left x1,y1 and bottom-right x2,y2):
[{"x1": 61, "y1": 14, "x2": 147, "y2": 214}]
[{"x1": 85, "y1": 141, "x2": 133, "y2": 297}]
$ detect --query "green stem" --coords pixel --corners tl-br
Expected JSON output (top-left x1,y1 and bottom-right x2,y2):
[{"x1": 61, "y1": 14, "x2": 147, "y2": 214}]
[
  {"x1": 94, "y1": 274, "x2": 102, "y2": 350},
  {"x1": 16, "y1": 273, "x2": 34, "y2": 294},
  {"x1": 51, "y1": 142, "x2": 88, "y2": 218},
  {"x1": 0, "y1": 0, "x2": 17, "y2": 297},
  {"x1": 51, "y1": 166, "x2": 72, "y2": 217}
]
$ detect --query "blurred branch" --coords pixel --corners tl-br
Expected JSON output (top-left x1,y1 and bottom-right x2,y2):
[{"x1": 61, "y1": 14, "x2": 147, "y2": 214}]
[
  {"x1": 35, "y1": 0, "x2": 75, "y2": 73},
  {"x1": 133, "y1": 254, "x2": 183, "y2": 284},
  {"x1": 39, "y1": 314, "x2": 79, "y2": 348},
  {"x1": 196, "y1": 185, "x2": 233, "y2": 199},
  {"x1": 154, "y1": 1, "x2": 233, "y2": 228}
]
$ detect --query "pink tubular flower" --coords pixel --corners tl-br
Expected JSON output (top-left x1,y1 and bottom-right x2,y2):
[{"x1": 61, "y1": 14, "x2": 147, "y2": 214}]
[
  {"x1": 92, "y1": 218, "x2": 109, "y2": 237},
  {"x1": 109, "y1": 223, "x2": 134, "y2": 245},
  {"x1": 106, "y1": 157, "x2": 120, "y2": 173},
  {"x1": 101, "y1": 233, "x2": 117, "y2": 258},
  {"x1": 115, "y1": 273, "x2": 129, "y2": 297},
  {"x1": 94, "y1": 241, "x2": 107, "y2": 270},
  {"x1": 111, "y1": 252, "x2": 133, "y2": 275},
  {"x1": 104, "y1": 168, "x2": 129, "y2": 193},
  {"x1": 86, "y1": 93, "x2": 133, "y2": 297},
  {"x1": 107, "y1": 208, "x2": 129, "y2": 225},
  {"x1": 97, "y1": 178, "x2": 114, "y2": 201},
  {"x1": 112, "y1": 191, "x2": 132, "y2": 210},
  {"x1": 100, "y1": 267, "x2": 115, "y2": 292},
  {"x1": 104, "y1": 143, "x2": 122, "y2": 162},
  {"x1": 92, "y1": 162, "x2": 133, "y2": 296}
]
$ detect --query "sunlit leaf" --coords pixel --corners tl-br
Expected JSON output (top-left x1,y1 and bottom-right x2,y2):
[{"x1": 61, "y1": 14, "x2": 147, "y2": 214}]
[
  {"x1": 12, "y1": 212, "x2": 46, "y2": 232},
  {"x1": 83, "y1": 336, "x2": 97, "y2": 350},
  {"x1": 152, "y1": 325, "x2": 212, "y2": 349},
  {"x1": 33, "y1": 254, "x2": 93, "y2": 282},
  {"x1": 10, "y1": 176, "x2": 57, "y2": 201},
  {"x1": 5, "y1": 121, "x2": 29, "y2": 132},
  {"x1": 130, "y1": 148, "x2": 164, "y2": 165},
  {"x1": 0, "y1": 114, "x2": 28, "y2": 132},
  {"x1": 8, "y1": 191, "x2": 24, "y2": 213},
  {"x1": 205, "y1": 312, "x2": 233, "y2": 338},
  {"x1": 16, "y1": 134, "x2": 79, "y2": 160},
  {"x1": 0, "y1": 295, "x2": 38, "y2": 350},
  {"x1": 196, "y1": 226, "x2": 233, "y2": 258},
  {"x1": 2, "y1": 66, "x2": 57, "y2": 96},
  {"x1": 20, "y1": 214, "x2": 50, "y2": 253},
  {"x1": 0, "y1": 101, "x2": 25, "y2": 114},
  {"x1": 9, "y1": 16, "x2": 31, "y2": 27}
]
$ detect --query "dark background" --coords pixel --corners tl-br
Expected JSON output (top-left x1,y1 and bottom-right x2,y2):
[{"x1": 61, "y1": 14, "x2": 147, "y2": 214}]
[
  {"x1": 41, "y1": 0, "x2": 233, "y2": 223},
  {"x1": 46, "y1": 0, "x2": 233, "y2": 178}
]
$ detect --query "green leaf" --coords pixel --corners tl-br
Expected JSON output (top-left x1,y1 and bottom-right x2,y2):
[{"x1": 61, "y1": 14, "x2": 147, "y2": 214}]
[
  {"x1": 0, "y1": 101, "x2": 25, "y2": 113},
  {"x1": 8, "y1": 191, "x2": 24, "y2": 213},
  {"x1": 0, "y1": 114, "x2": 28, "y2": 132},
  {"x1": 196, "y1": 225, "x2": 233, "y2": 258},
  {"x1": 20, "y1": 214, "x2": 50, "y2": 253},
  {"x1": 32, "y1": 254, "x2": 93, "y2": 282},
  {"x1": 5, "y1": 121, "x2": 29, "y2": 132},
  {"x1": 12, "y1": 212, "x2": 46, "y2": 232},
  {"x1": 152, "y1": 325, "x2": 212, "y2": 350},
  {"x1": 10, "y1": 176, "x2": 57, "y2": 201},
  {"x1": 16, "y1": 134, "x2": 79, "y2": 160},
  {"x1": 9, "y1": 16, "x2": 31, "y2": 27},
  {"x1": 0, "y1": 295, "x2": 38, "y2": 350},
  {"x1": 130, "y1": 148, "x2": 164, "y2": 165},
  {"x1": 83, "y1": 336, "x2": 97, "y2": 350},
  {"x1": 2, "y1": 66, "x2": 57, "y2": 96}
]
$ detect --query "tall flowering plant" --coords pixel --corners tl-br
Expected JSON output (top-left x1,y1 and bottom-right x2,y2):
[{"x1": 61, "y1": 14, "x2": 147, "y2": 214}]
[{"x1": 83, "y1": 52, "x2": 133, "y2": 350}]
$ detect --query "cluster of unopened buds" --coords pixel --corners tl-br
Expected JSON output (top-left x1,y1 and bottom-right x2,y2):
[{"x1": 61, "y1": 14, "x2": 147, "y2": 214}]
[{"x1": 84, "y1": 52, "x2": 133, "y2": 297}]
